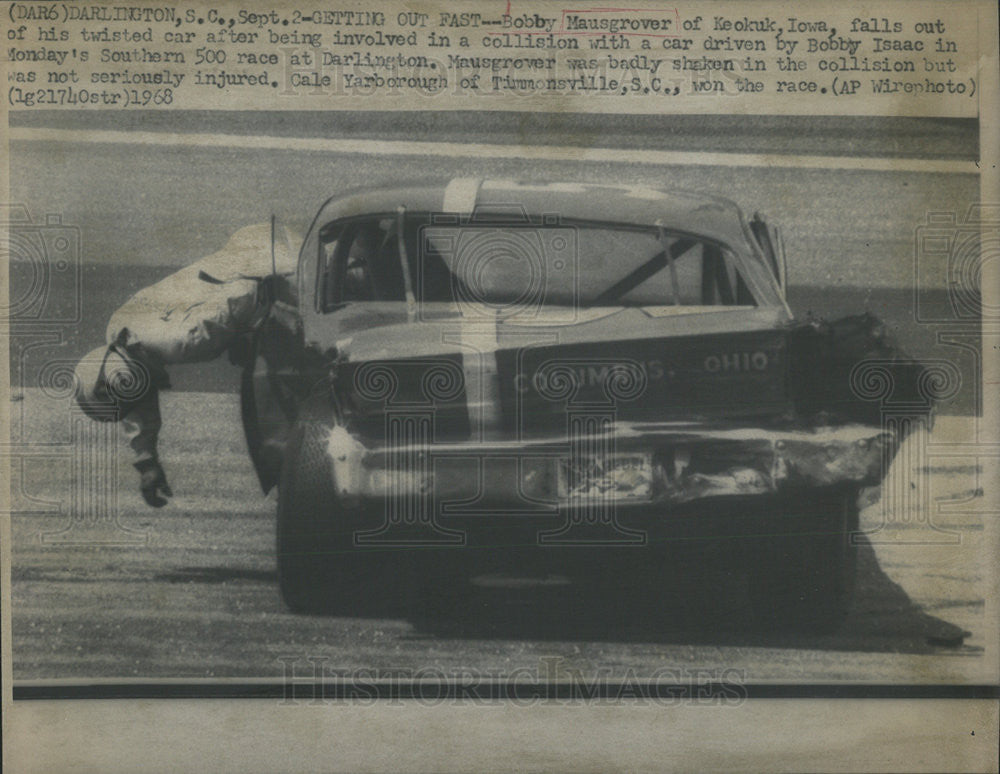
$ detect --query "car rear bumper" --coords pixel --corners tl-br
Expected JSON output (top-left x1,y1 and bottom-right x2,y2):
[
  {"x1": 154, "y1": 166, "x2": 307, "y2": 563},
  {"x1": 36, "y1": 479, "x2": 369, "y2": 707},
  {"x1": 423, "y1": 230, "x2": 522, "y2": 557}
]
[{"x1": 324, "y1": 421, "x2": 896, "y2": 513}]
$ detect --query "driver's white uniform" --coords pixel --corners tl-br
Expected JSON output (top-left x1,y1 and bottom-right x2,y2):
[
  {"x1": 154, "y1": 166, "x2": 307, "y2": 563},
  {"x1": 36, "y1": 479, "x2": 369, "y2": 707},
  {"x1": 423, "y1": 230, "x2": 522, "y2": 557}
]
[{"x1": 104, "y1": 224, "x2": 296, "y2": 465}]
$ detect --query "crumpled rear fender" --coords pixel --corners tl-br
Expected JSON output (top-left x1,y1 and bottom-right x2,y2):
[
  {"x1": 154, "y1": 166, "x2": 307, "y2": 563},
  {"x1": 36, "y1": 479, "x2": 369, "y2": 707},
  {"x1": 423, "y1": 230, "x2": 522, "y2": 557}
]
[{"x1": 787, "y1": 312, "x2": 953, "y2": 427}]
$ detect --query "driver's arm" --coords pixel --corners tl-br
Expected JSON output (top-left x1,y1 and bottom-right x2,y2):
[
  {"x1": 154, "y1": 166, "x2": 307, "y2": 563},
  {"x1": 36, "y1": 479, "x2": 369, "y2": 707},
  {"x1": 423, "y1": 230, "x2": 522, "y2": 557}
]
[
  {"x1": 122, "y1": 390, "x2": 161, "y2": 466},
  {"x1": 121, "y1": 387, "x2": 173, "y2": 508}
]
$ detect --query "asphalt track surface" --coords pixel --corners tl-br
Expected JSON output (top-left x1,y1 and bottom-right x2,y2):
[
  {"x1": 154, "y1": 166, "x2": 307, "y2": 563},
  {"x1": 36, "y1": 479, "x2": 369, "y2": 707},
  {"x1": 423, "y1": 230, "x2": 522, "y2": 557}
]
[{"x1": 7, "y1": 114, "x2": 994, "y2": 685}]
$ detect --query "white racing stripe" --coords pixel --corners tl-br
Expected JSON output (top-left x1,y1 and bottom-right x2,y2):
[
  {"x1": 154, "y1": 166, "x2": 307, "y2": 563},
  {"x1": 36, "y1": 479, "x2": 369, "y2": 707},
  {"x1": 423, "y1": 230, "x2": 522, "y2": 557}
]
[
  {"x1": 9, "y1": 127, "x2": 977, "y2": 174},
  {"x1": 443, "y1": 314, "x2": 502, "y2": 442}
]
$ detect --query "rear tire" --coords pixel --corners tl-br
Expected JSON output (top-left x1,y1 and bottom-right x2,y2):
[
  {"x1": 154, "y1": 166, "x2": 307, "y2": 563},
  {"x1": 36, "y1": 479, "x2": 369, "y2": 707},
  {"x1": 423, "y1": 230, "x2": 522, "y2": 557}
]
[
  {"x1": 276, "y1": 422, "x2": 411, "y2": 614},
  {"x1": 745, "y1": 487, "x2": 860, "y2": 633}
]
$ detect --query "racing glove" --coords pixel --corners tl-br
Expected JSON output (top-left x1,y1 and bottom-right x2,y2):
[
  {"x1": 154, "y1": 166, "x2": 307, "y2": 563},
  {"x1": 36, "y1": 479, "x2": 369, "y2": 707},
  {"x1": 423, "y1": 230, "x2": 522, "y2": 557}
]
[{"x1": 135, "y1": 458, "x2": 173, "y2": 508}]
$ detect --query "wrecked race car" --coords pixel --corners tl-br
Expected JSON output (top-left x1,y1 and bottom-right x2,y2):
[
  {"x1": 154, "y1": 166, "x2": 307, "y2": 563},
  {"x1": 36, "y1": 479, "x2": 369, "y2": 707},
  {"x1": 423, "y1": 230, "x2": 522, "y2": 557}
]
[{"x1": 238, "y1": 179, "x2": 936, "y2": 628}]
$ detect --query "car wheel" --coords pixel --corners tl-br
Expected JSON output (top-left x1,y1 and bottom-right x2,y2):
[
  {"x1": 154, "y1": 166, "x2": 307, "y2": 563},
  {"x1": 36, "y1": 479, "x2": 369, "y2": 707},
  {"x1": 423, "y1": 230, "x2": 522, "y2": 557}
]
[
  {"x1": 276, "y1": 421, "x2": 411, "y2": 614},
  {"x1": 745, "y1": 487, "x2": 860, "y2": 634}
]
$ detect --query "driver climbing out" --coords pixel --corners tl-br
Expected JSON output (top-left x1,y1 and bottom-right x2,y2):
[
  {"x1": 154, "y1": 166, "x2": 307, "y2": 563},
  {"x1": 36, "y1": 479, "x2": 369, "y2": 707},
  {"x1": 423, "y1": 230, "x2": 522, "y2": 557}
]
[{"x1": 73, "y1": 223, "x2": 296, "y2": 507}]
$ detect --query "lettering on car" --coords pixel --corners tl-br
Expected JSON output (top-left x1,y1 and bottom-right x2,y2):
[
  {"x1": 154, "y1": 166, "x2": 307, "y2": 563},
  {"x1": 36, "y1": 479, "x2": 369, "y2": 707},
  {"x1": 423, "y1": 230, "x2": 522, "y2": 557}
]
[{"x1": 704, "y1": 351, "x2": 770, "y2": 372}]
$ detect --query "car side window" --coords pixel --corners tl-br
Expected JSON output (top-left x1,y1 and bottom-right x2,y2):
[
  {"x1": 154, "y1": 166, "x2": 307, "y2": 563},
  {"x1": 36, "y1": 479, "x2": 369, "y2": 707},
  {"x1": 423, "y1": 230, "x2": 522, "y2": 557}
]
[
  {"x1": 341, "y1": 227, "x2": 377, "y2": 302},
  {"x1": 320, "y1": 218, "x2": 406, "y2": 306},
  {"x1": 702, "y1": 244, "x2": 756, "y2": 306}
]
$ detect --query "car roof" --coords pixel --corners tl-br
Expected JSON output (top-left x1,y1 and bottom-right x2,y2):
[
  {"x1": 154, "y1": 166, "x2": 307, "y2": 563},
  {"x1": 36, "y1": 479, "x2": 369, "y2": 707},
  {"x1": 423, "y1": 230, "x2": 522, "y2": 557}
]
[{"x1": 308, "y1": 178, "x2": 755, "y2": 249}]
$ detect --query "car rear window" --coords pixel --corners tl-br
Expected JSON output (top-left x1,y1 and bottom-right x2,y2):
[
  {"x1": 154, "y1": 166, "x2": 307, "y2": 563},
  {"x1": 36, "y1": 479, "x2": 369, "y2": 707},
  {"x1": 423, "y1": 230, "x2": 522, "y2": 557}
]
[{"x1": 319, "y1": 215, "x2": 757, "y2": 311}]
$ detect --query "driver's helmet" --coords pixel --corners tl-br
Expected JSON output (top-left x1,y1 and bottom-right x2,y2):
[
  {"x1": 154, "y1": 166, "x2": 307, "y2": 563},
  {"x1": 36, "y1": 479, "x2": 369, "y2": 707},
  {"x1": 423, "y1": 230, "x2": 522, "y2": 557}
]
[{"x1": 73, "y1": 345, "x2": 153, "y2": 422}]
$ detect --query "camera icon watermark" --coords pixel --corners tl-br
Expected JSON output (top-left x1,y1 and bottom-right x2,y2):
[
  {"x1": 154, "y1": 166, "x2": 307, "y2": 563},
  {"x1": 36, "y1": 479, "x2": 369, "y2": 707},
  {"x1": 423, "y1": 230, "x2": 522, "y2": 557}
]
[
  {"x1": 2, "y1": 203, "x2": 82, "y2": 328},
  {"x1": 420, "y1": 204, "x2": 580, "y2": 324},
  {"x1": 913, "y1": 203, "x2": 1000, "y2": 324},
  {"x1": 2, "y1": 206, "x2": 141, "y2": 544}
]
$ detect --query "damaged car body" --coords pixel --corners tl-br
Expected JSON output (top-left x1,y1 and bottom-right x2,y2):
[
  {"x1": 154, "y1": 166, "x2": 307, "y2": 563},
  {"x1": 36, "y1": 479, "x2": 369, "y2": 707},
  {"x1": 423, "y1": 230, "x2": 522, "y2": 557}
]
[{"x1": 239, "y1": 179, "x2": 935, "y2": 629}]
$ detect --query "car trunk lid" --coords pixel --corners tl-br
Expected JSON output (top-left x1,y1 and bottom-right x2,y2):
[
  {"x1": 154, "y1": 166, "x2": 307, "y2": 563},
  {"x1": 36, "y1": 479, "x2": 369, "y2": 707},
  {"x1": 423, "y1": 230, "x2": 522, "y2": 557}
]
[{"x1": 329, "y1": 305, "x2": 792, "y2": 442}]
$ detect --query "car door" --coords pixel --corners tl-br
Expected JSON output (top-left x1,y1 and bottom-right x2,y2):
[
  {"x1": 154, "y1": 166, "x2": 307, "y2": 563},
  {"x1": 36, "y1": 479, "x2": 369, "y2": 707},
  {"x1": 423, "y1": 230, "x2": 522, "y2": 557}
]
[{"x1": 239, "y1": 272, "x2": 304, "y2": 493}]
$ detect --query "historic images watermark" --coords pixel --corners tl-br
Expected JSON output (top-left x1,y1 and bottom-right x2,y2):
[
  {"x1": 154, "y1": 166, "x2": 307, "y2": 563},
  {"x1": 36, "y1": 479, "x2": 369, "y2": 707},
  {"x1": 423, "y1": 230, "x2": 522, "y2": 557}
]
[{"x1": 276, "y1": 656, "x2": 748, "y2": 706}]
